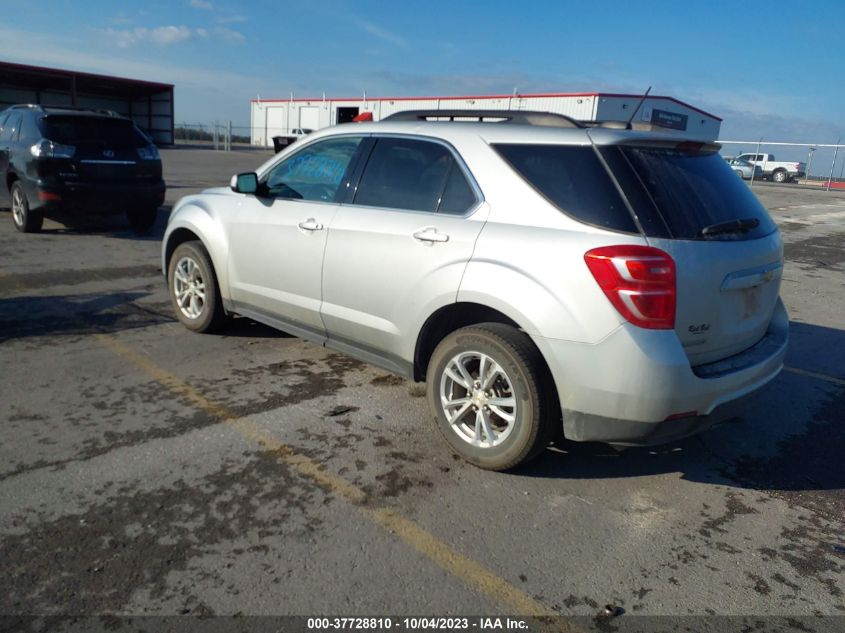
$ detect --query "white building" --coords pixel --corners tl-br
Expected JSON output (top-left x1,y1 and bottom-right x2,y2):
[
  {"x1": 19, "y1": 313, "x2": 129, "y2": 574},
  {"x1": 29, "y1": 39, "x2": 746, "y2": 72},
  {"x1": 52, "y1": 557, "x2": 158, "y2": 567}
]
[{"x1": 250, "y1": 91, "x2": 722, "y2": 146}]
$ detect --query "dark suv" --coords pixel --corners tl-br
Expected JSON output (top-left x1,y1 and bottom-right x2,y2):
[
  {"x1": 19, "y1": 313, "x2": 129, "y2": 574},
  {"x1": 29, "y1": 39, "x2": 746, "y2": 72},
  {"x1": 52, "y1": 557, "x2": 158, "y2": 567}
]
[{"x1": 0, "y1": 104, "x2": 166, "y2": 233}]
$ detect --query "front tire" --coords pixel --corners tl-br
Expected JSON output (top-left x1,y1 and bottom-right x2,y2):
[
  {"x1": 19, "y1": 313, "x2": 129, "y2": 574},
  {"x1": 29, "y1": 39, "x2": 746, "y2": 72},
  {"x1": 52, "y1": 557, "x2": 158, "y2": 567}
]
[
  {"x1": 426, "y1": 323, "x2": 557, "y2": 471},
  {"x1": 11, "y1": 183, "x2": 43, "y2": 233},
  {"x1": 168, "y1": 241, "x2": 226, "y2": 333}
]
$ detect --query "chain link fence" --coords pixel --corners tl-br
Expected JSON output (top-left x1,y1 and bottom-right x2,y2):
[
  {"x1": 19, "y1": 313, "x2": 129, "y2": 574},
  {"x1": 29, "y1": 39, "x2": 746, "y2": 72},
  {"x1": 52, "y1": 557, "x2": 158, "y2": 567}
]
[
  {"x1": 719, "y1": 140, "x2": 844, "y2": 191},
  {"x1": 175, "y1": 122, "x2": 303, "y2": 151},
  {"x1": 174, "y1": 122, "x2": 254, "y2": 150}
]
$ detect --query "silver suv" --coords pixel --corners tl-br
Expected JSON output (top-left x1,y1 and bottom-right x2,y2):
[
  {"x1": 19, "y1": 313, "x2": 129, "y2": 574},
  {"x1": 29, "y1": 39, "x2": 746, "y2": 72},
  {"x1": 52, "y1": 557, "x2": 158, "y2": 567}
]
[{"x1": 162, "y1": 110, "x2": 788, "y2": 470}]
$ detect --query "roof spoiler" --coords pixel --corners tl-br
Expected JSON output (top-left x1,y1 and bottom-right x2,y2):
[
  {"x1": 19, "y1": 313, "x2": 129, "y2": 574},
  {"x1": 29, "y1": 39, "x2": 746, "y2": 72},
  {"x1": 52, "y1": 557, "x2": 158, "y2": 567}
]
[{"x1": 382, "y1": 109, "x2": 585, "y2": 129}]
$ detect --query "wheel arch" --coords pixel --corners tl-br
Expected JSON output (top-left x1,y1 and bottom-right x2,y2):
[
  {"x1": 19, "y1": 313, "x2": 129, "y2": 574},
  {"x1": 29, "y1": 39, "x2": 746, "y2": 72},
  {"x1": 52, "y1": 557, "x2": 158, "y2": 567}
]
[
  {"x1": 162, "y1": 205, "x2": 231, "y2": 298},
  {"x1": 6, "y1": 171, "x2": 18, "y2": 194},
  {"x1": 164, "y1": 227, "x2": 204, "y2": 273},
  {"x1": 414, "y1": 302, "x2": 549, "y2": 383}
]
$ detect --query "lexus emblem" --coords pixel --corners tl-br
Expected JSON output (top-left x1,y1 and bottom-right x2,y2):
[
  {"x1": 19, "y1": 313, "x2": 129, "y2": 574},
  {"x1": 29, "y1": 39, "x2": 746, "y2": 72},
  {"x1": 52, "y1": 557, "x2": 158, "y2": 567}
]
[{"x1": 103, "y1": 149, "x2": 115, "y2": 158}]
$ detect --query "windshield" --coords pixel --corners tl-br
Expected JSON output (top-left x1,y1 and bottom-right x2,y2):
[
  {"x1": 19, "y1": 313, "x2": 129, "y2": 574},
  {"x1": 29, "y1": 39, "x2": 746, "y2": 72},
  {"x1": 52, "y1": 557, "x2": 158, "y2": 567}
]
[
  {"x1": 42, "y1": 116, "x2": 150, "y2": 147},
  {"x1": 601, "y1": 146, "x2": 777, "y2": 241}
]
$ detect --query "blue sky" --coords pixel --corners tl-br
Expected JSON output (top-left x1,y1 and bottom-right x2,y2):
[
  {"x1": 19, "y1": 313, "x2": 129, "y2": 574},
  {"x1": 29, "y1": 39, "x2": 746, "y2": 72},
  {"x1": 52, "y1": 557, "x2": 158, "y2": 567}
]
[{"x1": 1, "y1": 0, "x2": 844, "y2": 147}]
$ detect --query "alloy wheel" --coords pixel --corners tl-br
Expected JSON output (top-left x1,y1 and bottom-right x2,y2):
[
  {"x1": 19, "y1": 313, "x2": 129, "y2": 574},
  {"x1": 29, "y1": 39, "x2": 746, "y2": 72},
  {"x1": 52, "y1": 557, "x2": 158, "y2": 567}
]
[
  {"x1": 173, "y1": 256, "x2": 207, "y2": 320},
  {"x1": 439, "y1": 351, "x2": 517, "y2": 448},
  {"x1": 11, "y1": 187, "x2": 25, "y2": 228}
]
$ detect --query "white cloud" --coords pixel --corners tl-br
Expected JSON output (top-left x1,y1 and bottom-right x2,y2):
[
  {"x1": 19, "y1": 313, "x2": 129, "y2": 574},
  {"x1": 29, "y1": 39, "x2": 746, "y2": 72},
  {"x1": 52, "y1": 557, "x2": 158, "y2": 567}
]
[
  {"x1": 150, "y1": 25, "x2": 194, "y2": 45},
  {"x1": 189, "y1": 0, "x2": 214, "y2": 9},
  {"x1": 214, "y1": 26, "x2": 245, "y2": 43},
  {"x1": 0, "y1": 26, "x2": 259, "y2": 90},
  {"x1": 101, "y1": 24, "x2": 244, "y2": 48},
  {"x1": 104, "y1": 25, "x2": 196, "y2": 48},
  {"x1": 352, "y1": 18, "x2": 407, "y2": 48}
]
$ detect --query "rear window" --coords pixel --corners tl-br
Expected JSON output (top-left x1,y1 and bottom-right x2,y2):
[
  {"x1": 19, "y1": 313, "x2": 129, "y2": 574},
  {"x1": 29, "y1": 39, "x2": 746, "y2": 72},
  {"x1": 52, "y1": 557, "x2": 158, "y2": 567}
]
[
  {"x1": 42, "y1": 116, "x2": 150, "y2": 147},
  {"x1": 604, "y1": 146, "x2": 777, "y2": 241},
  {"x1": 493, "y1": 144, "x2": 638, "y2": 233}
]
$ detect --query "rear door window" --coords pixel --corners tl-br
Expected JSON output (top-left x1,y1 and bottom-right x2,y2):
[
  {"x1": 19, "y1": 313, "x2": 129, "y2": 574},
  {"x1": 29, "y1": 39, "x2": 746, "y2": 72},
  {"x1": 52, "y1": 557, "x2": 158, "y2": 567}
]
[
  {"x1": 354, "y1": 137, "x2": 477, "y2": 214},
  {"x1": 437, "y1": 162, "x2": 477, "y2": 215},
  {"x1": 603, "y1": 146, "x2": 777, "y2": 241},
  {"x1": 493, "y1": 144, "x2": 638, "y2": 233},
  {"x1": 43, "y1": 116, "x2": 149, "y2": 147}
]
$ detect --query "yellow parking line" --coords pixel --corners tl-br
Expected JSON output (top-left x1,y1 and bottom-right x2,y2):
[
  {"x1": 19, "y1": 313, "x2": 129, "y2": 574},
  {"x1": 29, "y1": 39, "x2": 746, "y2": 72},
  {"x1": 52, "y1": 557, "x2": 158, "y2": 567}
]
[
  {"x1": 784, "y1": 365, "x2": 845, "y2": 388},
  {"x1": 95, "y1": 333, "x2": 565, "y2": 621}
]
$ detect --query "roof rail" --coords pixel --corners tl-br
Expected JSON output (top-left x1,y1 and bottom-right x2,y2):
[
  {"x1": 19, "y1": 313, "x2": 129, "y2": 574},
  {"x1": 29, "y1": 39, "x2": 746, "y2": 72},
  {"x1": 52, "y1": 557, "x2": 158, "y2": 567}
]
[{"x1": 382, "y1": 109, "x2": 585, "y2": 129}]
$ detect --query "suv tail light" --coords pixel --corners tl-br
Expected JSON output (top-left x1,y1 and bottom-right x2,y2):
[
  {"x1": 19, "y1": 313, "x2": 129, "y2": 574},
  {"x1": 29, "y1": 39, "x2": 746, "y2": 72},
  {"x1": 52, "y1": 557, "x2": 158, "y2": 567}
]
[
  {"x1": 137, "y1": 145, "x2": 161, "y2": 160},
  {"x1": 31, "y1": 139, "x2": 76, "y2": 159},
  {"x1": 584, "y1": 245, "x2": 676, "y2": 329}
]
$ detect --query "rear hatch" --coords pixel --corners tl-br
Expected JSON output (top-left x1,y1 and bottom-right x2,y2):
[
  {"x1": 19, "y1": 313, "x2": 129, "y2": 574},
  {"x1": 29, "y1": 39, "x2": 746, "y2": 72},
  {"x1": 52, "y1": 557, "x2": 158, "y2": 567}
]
[
  {"x1": 599, "y1": 142, "x2": 783, "y2": 366},
  {"x1": 41, "y1": 115, "x2": 159, "y2": 183}
]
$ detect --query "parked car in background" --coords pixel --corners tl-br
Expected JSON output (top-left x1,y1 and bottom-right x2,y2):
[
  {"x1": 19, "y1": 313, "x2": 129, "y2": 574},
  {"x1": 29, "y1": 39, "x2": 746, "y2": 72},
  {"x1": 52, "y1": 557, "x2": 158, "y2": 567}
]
[
  {"x1": 163, "y1": 110, "x2": 788, "y2": 471},
  {"x1": 725, "y1": 157, "x2": 763, "y2": 180},
  {"x1": 734, "y1": 152, "x2": 805, "y2": 183},
  {"x1": 0, "y1": 104, "x2": 165, "y2": 233},
  {"x1": 272, "y1": 129, "x2": 315, "y2": 153}
]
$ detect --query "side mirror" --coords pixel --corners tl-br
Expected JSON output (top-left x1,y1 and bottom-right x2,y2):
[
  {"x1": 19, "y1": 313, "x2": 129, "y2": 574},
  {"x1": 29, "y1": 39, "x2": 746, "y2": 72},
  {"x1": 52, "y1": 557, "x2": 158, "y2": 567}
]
[{"x1": 231, "y1": 172, "x2": 259, "y2": 194}]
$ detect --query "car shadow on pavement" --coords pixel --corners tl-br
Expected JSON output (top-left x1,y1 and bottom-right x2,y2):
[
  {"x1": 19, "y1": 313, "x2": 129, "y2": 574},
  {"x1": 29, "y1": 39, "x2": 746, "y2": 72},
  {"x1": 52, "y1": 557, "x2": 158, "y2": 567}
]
[
  {"x1": 0, "y1": 291, "x2": 169, "y2": 342},
  {"x1": 36, "y1": 206, "x2": 171, "y2": 242},
  {"x1": 517, "y1": 321, "x2": 845, "y2": 506}
]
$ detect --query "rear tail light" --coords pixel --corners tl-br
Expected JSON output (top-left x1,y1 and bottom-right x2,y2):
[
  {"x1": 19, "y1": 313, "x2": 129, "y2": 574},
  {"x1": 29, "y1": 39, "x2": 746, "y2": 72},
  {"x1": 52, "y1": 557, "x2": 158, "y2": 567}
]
[
  {"x1": 136, "y1": 145, "x2": 160, "y2": 160},
  {"x1": 584, "y1": 245, "x2": 676, "y2": 330},
  {"x1": 30, "y1": 139, "x2": 76, "y2": 159}
]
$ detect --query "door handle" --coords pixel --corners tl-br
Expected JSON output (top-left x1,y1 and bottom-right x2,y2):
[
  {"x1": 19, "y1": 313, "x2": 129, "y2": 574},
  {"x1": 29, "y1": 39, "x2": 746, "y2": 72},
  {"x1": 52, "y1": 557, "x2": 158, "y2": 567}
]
[
  {"x1": 413, "y1": 228, "x2": 450, "y2": 243},
  {"x1": 298, "y1": 218, "x2": 324, "y2": 231}
]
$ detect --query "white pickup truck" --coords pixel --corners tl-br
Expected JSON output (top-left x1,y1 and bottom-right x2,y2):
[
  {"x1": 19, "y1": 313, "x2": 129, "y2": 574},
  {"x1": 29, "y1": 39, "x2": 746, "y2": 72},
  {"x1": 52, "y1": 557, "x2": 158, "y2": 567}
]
[{"x1": 735, "y1": 153, "x2": 806, "y2": 183}]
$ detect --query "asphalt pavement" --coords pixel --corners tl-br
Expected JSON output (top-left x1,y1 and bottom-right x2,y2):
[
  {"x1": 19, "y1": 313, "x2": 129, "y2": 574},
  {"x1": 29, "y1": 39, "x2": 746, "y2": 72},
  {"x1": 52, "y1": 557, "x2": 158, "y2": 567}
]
[{"x1": 0, "y1": 148, "x2": 843, "y2": 628}]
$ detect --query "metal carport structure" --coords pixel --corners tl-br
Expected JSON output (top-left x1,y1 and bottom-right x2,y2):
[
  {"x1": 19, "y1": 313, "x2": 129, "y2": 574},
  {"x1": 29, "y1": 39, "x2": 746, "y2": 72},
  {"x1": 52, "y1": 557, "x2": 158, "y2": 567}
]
[{"x1": 0, "y1": 61, "x2": 174, "y2": 145}]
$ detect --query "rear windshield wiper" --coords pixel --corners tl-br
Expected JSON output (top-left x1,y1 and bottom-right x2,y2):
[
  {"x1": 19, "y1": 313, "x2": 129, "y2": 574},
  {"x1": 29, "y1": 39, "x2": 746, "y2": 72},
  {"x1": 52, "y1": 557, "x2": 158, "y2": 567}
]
[{"x1": 700, "y1": 218, "x2": 760, "y2": 237}]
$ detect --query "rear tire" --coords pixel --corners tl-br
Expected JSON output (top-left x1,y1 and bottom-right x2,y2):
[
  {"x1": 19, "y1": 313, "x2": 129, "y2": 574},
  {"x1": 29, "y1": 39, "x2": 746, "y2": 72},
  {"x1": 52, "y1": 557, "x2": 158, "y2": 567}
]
[
  {"x1": 772, "y1": 169, "x2": 789, "y2": 183},
  {"x1": 426, "y1": 323, "x2": 557, "y2": 471},
  {"x1": 11, "y1": 183, "x2": 43, "y2": 233},
  {"x1": 127, "y1": 207, "x2": 158, "y2": 234},
  {"x1": 167, "y1": 241, "x2": 226, "y2": 333}
]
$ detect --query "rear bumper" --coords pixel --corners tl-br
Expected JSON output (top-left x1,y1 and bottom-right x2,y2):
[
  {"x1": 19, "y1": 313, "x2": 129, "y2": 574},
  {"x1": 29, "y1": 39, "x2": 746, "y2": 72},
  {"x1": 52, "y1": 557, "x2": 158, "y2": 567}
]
[
  {"x1": 534, "y1": 298, "x2": 789, "y2": 446},
  {"x1": 561, "y1": 396, "x2": 752, "y2": 446},
  {"x1": 30, "y1": 179, "x2": 166, "y2": 214}
]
